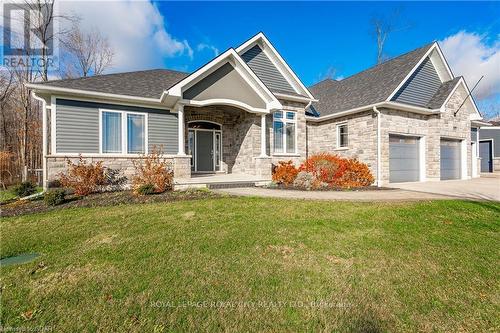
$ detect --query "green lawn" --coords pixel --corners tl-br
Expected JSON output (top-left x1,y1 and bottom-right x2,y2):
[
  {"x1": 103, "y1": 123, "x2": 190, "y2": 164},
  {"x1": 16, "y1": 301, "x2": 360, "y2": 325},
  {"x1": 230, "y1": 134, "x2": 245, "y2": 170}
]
[
  {"x1": 1, "y1": 197, "x2": 499, "y2": 332},
  {"x1": 0, "y1": 186, "x2": 42, "y2": 203}
]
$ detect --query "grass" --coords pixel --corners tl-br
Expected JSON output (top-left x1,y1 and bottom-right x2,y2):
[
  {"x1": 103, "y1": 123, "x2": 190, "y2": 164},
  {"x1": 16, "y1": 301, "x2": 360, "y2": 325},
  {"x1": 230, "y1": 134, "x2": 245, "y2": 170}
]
[
  {"x1": 0, "y1": 186, "x2": 42, "y2": 203},
  {"x1": 1, "y1": 197, "x2": 499, "y2": 332}
]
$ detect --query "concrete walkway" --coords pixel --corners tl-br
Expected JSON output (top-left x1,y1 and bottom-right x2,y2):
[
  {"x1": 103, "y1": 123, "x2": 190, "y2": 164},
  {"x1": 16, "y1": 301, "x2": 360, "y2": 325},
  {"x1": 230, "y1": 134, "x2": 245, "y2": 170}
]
[
  {"x1": 389, "y1": 175, "x2": 500, "y2": 201},
  {"x1": 215, "y1": 187, "x2": 453, "y2": 202},
  {"x1": 216, "y1": 175, "x2": 500, "y2": 202}
]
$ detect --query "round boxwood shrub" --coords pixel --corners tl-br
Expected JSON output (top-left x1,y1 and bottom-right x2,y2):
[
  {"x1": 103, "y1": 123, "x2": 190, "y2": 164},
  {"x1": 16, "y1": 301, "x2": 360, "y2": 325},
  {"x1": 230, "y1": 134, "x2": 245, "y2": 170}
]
[
  {"x1": 136, "y1": 183, "x2": 155, "y2": 195},
  {"x1": 44, "y1": 189, "x2": 66, "y2": 206},
  {"x1": 12, "y1": 181, "x2": 37, "y2": 197}
]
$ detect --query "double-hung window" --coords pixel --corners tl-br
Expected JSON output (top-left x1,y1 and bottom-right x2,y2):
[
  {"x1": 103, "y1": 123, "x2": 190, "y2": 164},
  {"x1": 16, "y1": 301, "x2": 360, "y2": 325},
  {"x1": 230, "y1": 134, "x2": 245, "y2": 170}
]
[
  {"x1": 273, "y1": 111, "x2": 296, "y2": 154},
  {"x1": 101, "y1": 110, "x2": 147, "y2": 154},
  {"x1": 337, "y1": 123, "x2": 348, "y2": 148}
]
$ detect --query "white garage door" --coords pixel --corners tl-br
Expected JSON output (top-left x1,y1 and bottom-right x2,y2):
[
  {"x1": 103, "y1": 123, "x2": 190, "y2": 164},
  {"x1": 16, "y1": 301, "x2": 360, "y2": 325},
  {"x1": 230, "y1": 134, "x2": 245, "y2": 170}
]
[
  {"x1": 389, "y1": 135, "x2": 420, "y2": 183},
  {"x1": 440, "y1": 139, "x2": 461, "y2": 180}
]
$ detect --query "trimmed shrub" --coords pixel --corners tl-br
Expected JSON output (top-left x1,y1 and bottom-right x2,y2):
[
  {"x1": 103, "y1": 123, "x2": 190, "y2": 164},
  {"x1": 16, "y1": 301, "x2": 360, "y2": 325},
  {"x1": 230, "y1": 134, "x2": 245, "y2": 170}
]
[
  {"x1": 293, "y1": 171, "x2": 318, "y2": 190},
  {"x1": 299, "y1": 153, "x2": 374, "y2": 188},
  {"x1": 299, "y1": 153, "x2": 347, "y2": 185},
  {"x1": 44, "y1": 189, "x2": 66, "y2": 206},
  {"x1": 136, "y1": 184, "x2": 155, "y2": 195},
  {"x1": 59, "y1": 156, "x2": 107, "y2": 196},
  {"x1": 132, "y1": 147, "x2": 173, "y2": 194},
  {"x1": 12, "y1": 181, "x2": 36, "y2": 197},
  {"x1": 337, "y1": 158, "x2": 374, "y2": 187},
  {"x1": 272, "y1": 161, "x2": 299, "y2": 186}
]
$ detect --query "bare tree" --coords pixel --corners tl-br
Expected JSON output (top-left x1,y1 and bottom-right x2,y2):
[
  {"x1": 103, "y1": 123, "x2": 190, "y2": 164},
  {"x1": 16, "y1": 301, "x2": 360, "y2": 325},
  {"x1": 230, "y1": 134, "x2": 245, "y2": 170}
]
[
  {"x1": 371, "y1": 9, "x2": 409, "y2": 64},
  {"x1": 63, "y1": 23, "x2": 114, "y2": 78}
]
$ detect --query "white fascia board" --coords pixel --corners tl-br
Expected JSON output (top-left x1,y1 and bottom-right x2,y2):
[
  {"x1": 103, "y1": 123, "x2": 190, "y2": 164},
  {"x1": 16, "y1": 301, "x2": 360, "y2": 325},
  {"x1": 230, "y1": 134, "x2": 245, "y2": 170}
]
[
  {"x1": 471, "y1": 120, "x2": 492, "y2": 127},
  {"x1": 25, "y1": 83, "x2": 163, "y2": 106},
  {"x1": 179, "y1": 98, "x2": 270, "y2": 114},
  {"x1": 274, "y1": 92, "x2": 319, "y2": 103},
  {"x1": 165, "y1": 48, "x2": 281, "y2": 110},
  {"x1": 235, "y1": 32, "x2": 316, "y2": 100},
  {"x1": 386, "y1": 43, "x2": 438, "y2": 101},
  {"x1": 306, "y1": 101, "x2": 440, "y2": 122}
]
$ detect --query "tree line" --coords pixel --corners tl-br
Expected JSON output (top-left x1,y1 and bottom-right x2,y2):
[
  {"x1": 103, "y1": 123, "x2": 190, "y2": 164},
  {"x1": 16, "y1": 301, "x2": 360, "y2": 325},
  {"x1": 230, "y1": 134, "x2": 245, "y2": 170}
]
[{"x1": 0, "y1": 0, "x2": 114, "y2": 187}]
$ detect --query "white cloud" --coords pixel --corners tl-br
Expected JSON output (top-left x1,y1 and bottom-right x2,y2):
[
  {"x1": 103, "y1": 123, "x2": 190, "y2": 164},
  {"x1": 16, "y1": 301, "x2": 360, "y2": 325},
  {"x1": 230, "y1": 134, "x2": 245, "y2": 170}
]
[
  {"x1": 439, "y1": 31, "x2": 500, "y2": 100},
  {"x1": 59, "y1": 0, "x2": 193, "y2": 72},
  {"x1": 197, "y1": 43, "x2": 220, "y2": 57}
]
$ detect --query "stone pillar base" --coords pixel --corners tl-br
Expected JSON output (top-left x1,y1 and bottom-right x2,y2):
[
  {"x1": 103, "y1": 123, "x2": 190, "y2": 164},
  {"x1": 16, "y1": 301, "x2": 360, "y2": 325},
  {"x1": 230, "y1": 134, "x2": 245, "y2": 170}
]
[
  {"x1": 255, "y1": 156, "x2": 272, "y2": 179},
  {"x1": 173, "y1": 155, "x2": 192, "y2": 180}
]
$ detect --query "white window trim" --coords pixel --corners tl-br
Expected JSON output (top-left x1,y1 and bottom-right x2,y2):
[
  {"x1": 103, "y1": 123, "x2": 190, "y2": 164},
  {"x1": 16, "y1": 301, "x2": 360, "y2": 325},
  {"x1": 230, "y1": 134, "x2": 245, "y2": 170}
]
[
  {"x1": 272, "y1": 110, "x2": 297, "y2": 155},
  {"x1": 99, "y1": 108, "x2": 148, "y2": 156},
  {"x1": 336, "y1": 122, "x2": 348, "y2": 149}
]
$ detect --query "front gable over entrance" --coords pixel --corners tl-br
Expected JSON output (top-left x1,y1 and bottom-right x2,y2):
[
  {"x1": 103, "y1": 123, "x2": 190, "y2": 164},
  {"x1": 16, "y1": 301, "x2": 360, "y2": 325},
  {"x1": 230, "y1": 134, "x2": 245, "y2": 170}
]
[
  {"x1": 164, "y1": 48, "x2": 282, "y2": 113},
  {"x1": 183, "y1": 62, "x2": 266, "y2": 110}
]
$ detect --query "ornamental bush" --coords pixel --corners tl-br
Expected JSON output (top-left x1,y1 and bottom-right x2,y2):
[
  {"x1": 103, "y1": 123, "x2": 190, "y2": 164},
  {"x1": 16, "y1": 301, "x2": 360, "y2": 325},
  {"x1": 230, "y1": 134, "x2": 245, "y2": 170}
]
[
  {"x1": 12, "y1": 181, "x2": 37, "y2": 197},
  {"x1": 132, "y1": 147, "x2": 173, "y2": 194},
  {"x1": 299, "y1": 153, "x2": 374, "y2": 188},
  {"x1": 136, "y1": 183, "x2": 155, "y2": 195},
  {"x1": 59, "y1": 157, "x2": 107, "y2": 196},
  {"x1": 272, "y1": 161, "x2": 299, "y2": 186},
  {"x1": 44, "y1": 189, "x2": 66, "y2": 206}
]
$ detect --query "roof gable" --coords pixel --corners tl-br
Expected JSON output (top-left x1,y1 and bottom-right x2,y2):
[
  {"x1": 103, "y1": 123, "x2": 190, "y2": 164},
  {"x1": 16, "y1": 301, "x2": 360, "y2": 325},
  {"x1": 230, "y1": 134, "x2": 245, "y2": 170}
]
[
  {"x1": 391, "y1": 56, "x2": 442, "y2": 107},
  {"x1": 308, "y1": 43, "x2": 434, "y2": 116},
  {"x1": 183, "y1": 62, "x2": 266, "y2": 110},
  {"x1": 240, "y1": 44, "x2": 295, "y2": 94},
  {"x1": 236, "y1": 32, "x2": 314, "y2": 99},
  {"x1": 165, "y1": 48, "x2": 282, "y2": 113}
]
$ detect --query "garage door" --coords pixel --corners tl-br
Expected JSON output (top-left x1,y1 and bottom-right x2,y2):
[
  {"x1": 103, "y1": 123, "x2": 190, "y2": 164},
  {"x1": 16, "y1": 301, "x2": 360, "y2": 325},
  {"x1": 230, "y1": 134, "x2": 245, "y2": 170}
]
[
  {"x1": 389, "y1": 135, "x2": 420, "y2": 183},
  {"x1": 440, "y1": 139, "x2": 461, "y2": 180}
]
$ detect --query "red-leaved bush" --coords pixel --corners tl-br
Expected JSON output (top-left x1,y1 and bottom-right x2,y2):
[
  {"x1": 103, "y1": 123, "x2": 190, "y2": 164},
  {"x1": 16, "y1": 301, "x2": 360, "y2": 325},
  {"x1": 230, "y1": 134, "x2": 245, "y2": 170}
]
[
  {"x1": 299, "y1": 153, "x2": 374, "y2": 188},
  {"x1": 272, "y1": 161, "x2": 299, "y2": 186},
  {"x1": 59, "y1": 157, "x2": 107, "y2": 196},
  {"x1": 132, "y1": 147, "x2": 173, "y2": 194}
]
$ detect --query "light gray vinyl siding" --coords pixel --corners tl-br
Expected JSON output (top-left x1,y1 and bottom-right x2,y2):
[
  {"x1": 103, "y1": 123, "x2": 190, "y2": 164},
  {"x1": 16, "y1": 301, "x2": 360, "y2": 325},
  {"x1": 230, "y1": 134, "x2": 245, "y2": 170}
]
[
  {"x1": 392, "y1": 57, "x2": 442, "y2": 107},
  {"x1": 240, "y1": 44, "x2": 295, "y2": 94},
  {"x1": 55, "y1": 99, "x2": 177, "y2": 154},
  {"x1": 148, "y1": 112, "x2": 178, "y2": 154},
  {"x1": 56, "y1": 101, "x2": 99, "y2": 153},
  {"x1": 480, "y1": 128, "x2": 500, "y2": 157}
]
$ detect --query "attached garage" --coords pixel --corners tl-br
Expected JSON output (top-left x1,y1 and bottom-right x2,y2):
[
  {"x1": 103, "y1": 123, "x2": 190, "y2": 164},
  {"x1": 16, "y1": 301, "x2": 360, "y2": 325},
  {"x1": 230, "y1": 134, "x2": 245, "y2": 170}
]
[
  {"x1": 440, "y1": 139, "x2": 461, "y2": 180},
  {"x1": 389, "y1": 135, "x2": 420, "y2": 183}
]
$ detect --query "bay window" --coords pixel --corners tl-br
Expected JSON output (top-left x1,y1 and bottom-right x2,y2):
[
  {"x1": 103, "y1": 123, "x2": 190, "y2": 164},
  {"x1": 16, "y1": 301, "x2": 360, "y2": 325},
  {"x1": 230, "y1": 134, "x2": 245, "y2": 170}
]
[
  {"x1": 101, "y1": 110, "x2": 147, "y2": 154},
  {"x1": 273, "y1": 111, "x2": 296, "y2": 154}
]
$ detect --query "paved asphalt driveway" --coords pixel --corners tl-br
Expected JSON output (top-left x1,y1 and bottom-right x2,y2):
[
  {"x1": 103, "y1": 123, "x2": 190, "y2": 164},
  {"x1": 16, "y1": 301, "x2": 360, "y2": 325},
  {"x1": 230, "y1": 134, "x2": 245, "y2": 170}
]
[{"x1": 389, "y1": 174, "x2": 500, "y2": 201}]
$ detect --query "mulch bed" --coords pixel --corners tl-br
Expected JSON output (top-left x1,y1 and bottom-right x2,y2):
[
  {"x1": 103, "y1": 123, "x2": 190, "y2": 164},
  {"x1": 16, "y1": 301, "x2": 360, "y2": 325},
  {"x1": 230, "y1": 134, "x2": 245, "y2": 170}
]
[
  {"x1": 267, "y1": 184, "x2": 395, "y2": 191},
  {"x1": 1, "y1": 189, "x2": 223, "y2": 218}
]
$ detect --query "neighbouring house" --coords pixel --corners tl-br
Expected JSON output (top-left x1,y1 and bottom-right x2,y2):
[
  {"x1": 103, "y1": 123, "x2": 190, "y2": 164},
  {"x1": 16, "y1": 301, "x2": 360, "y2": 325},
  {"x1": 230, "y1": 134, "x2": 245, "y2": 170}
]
[
  {"x1": 26, "y1": 32, "x2": 486, "y2": 189},
  {"x1": 478, "y1": 118, "x2": 500, "y2": 173}
]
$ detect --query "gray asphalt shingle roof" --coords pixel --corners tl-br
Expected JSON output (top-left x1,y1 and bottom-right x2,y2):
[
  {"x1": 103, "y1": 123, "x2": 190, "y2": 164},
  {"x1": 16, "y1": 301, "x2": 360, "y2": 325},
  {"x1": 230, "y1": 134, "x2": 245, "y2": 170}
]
[
  {"x1": 38, "y1": 69, "x2": 189, "y2": 99},
  {"x1": 426, "y1": 77, "x2": 461, "y2": 109},
  {"x1": 307, "y1": 43, "x2": 435, "y2": 117}
]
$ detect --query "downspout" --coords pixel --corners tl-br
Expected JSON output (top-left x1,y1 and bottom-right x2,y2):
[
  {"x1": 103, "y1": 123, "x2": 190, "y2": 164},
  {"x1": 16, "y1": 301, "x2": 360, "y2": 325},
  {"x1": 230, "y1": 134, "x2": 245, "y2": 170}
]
[
  {"x1": 372, "y1": 106, "x2": 382, "y2": 187},
  {"x1": 31, "y1": 92, "x2": 48, "y2": 191}
]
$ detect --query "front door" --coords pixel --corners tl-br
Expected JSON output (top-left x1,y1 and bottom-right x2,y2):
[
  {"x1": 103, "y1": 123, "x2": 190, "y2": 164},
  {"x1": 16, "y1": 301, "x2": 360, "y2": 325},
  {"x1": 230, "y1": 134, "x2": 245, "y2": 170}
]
[
  {"x1": 196, "y1": 131, "x2": 214, "y2": 172},
  {"x1": 479, "y1": 141, "x2": 493, "y2": 172}
]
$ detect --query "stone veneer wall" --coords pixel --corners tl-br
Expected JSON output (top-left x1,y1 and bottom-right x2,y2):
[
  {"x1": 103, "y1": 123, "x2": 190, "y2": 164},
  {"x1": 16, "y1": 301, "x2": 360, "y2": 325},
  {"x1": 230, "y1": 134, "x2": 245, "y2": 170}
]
[
  {"x1": 185, "y1": 100, "x2": 308, "y2": 176},
  {"x1": 306, "y1": 84, "x2": 476, "y2": 185},
  {"x1": 306, "y1": 111, "x2": 378, "y2": 177}
]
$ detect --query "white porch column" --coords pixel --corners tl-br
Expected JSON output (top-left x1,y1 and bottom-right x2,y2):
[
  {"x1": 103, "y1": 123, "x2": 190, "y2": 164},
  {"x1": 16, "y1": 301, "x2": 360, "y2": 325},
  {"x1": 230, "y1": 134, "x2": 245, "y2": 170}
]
[
  {"x1": 260, "y1": 114, "x2": 267, "y2": 157},
  {"x1": 177, "y1": 104, "x2": 185, "y2": 155}
]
